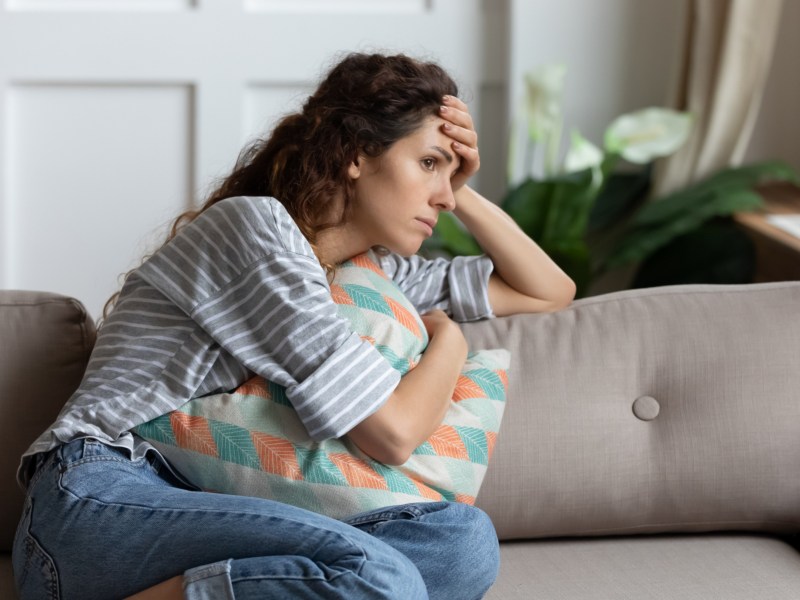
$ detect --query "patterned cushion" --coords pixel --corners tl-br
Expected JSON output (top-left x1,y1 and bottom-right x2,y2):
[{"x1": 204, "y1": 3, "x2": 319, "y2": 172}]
[{"x1": 135, "y1": 252, "x2": 509, "y2": 519}]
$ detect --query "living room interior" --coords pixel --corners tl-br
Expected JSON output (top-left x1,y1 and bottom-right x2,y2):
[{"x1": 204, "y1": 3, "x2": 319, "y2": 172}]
[{"x1": 1, "y1": 0, "x2": 800, "y2": 598}]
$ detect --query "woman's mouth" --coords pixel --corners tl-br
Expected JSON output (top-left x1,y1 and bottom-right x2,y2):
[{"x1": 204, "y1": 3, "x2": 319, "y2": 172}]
[{"x1": 415, "y1": 218, "x2": 435, "y2": 237}]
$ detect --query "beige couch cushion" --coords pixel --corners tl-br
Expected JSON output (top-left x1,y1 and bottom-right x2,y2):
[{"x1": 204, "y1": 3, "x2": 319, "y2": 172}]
[
  {"x1": 466, "y1": 282, "x2": 800, "y2": 540},
  {"x1": 486, "y1": 534, "x2": 800, "y2": 600},
  {"x1": 0, "y1": 291, "x2": 95, "y2": 552}
]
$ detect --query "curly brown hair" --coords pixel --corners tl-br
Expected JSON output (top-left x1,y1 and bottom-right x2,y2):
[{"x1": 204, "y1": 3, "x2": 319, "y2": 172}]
[{"x1": 103, "y1": 52, "x2": 458, "y2": 319}]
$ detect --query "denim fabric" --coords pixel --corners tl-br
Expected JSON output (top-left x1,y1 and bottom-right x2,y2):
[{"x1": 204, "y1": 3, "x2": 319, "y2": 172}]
[{"x1": 13, "y1": 439, "x2": 499, "y2": 599}]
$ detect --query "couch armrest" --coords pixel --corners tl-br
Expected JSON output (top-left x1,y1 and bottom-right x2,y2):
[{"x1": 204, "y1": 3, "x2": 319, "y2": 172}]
[
  {"x1": 463, "y1": 282, "x2": 800, "y2": 541},
  {"x1": 0, "y1": 291, "x2": 96, "y2": 551}
]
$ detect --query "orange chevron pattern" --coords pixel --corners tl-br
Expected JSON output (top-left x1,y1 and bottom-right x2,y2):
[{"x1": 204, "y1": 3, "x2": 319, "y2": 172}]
[
  {"x1": 171, "y1": 412, "x2": 218, "y2": 457},
  {"x1": 350, "y1": 254, "x2": 388, "y2": 277},
  {"x1": 452, "y1": 374, "x2": 486, "y2": 402},
  {"x1": 497, "y1": 369, "x2": 509, "y2": 391},
  {"x1": 328, "y1": 453, "x2": 390, "y2": 490},
  {"x1": 428, "y1": 425, "x2": 470, "y2": 460},
  {"x1": 385, "y1": 295, "x2": 423, "y2": 339},
  {"x1": 330, "y1": 283, "x2": 355, "y2": 306},
  {"x1": 413, "y1": 479, "x2": 446, "y2": 501},
  {"x1": 236, "y1": 377, "x2": 271, "y2": 399},
  {"x1": 252, "y1": 431, "x2": 303, "y2": 480}
]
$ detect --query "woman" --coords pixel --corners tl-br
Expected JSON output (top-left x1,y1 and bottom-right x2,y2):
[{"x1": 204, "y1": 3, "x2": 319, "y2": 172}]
[{"x1": 13, "y1": 53, "x2": 575, "y2": 600}]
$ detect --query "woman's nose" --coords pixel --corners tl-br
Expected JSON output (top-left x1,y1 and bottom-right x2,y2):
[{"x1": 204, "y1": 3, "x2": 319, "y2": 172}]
[{"x1": 433, "y1": 182, "x2": 456, "y2": 212}]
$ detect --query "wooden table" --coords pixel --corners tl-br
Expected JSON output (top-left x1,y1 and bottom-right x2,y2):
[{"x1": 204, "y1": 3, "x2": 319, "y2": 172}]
[{"x1": 734, "y1": 182, "x2": 800, "y2": 282}]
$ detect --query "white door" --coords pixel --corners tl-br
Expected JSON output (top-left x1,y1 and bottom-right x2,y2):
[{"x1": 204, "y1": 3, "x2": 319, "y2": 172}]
[{"x1": 0, "y1": 0, "x2": 507, "y2": 318}]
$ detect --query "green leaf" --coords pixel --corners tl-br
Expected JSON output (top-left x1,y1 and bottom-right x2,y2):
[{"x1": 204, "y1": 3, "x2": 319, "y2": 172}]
[
  {"x1": 501, "y1": 177, "x2": 555, "y2": 241},
  {"x1": 456, "y1": 426, "x2": 489, "y2": 465},
  {"x1": 632, "y1": 220, "x2": 755, "y2": 287},
  {"x1": 295, "y1": 447, "x2": 349, "y2": 486},
  {"x1": 374, "y1": 343, "x2": 413, "y2": 375},
  {"x1": 634, "y1": 161, "x2": 797, "y2": 227},
  {"x1": 371, "y1": 461, "x2": 420, "y2": 495},
  {"x1": 423, "y1": 212, "x2": 482, "y2": 258},
  {"x1": 209, "y1": 420, "x2": 261, "y2": 470},
  {"x1": 340, "y1": 284, "x2": 393, "y2": 317},
  {"x1": 502, "y1": 169, "x2": 599, "y2": 245},
  {"x1": 464, "y1": 367, "x2": 507, "y2": 402},
  {"x1": 588, "y1": 166, "x2": 652, "y2": 231},
  {"x1": 268, "y1": 381, "x2": 292, "y2": 407},
  {"x1": 540, "y1": 169, "x2": 600, "y2": 242},
  {"x1": 541, "y1": 238, "x2": 592, "y2": 297},
  {"x1": 598, "y1": 161, "x2": 799, "y2": 272},
  {"x1": 133, "y1": 415, "x2": 177, "y2": 447},
  {"x1": 412, "y1": 441, "x2": 437, "y2": 456},
  {"x1": 605, "y1": 188, "x2": 762, "y2": 269}
]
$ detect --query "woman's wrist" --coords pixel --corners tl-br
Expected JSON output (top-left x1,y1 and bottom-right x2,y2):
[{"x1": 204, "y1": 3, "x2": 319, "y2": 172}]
[
  {"x1": 452, "y1": 185, "x2": 484, "y2": 221},
  {"x1": 427, "y1": 319, "x2": 468, "y2": 363}
]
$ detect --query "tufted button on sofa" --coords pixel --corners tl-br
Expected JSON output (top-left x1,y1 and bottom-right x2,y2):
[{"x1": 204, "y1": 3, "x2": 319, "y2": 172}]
[{"x1": 2, "y1": 283, "x2": 800, "y2": 599}]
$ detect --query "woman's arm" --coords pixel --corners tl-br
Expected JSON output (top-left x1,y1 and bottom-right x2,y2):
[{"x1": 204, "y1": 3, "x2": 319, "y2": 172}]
[
  {"x1": 347, "y1": 310, "x2": 466, "y2": 465},
  {"x1": 440, "y1": 95, "x2": 576, "y2": 316},
  {"x1": 454, "y1": 185, "x2": 576, "y2": 316}
]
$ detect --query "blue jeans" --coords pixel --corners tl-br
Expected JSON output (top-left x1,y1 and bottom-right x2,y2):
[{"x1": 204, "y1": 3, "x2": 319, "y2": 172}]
[{"x1": 13, "y1": 439, "x2": 499, "y2": 599}]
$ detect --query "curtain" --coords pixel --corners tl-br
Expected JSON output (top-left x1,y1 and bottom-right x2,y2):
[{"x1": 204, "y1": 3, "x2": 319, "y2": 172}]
[{"x1": 651, "y1": 0, "x2": 784, "y2": 197}]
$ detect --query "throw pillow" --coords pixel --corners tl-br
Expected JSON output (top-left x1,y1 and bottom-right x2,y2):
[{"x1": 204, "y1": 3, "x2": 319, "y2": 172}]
[{"x1": 135, "y1": 251, "x2": 509, "y2": 519}]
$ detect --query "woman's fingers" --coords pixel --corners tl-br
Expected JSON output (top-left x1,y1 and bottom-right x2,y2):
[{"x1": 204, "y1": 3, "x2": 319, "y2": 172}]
[
  {"x1": 442, "y1": 121, "x2": 478, "y2": 147},
  {"x1": 441, "y1": 95, "x2": 473, "y2": 127},
  {"x1": 439, "y1": 96, "x2": 480, "y2": 187}
]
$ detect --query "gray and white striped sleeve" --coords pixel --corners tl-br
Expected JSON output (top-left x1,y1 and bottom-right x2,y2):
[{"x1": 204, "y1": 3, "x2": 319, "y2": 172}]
[
  {"x1": 137, "y1": 196, "x2": 400, "y2": 440},
  {"x1": 377, "y1": 253, "x2": 495, "y2": 322}
]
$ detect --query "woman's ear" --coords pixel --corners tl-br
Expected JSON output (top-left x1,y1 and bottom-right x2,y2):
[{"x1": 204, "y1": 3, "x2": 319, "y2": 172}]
[{"x1": 347, "y1": 159, "x2": 361, "y2": 180}]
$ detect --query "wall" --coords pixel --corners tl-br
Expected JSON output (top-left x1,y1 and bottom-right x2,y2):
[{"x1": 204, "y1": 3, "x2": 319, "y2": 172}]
[
  {"x1": 507, "y1": 0, "x2": 686, "y2": 182},
  {"x1": 0, "y1": 0, "x2": 796, "y2": 318},
  {"x1": 745, "y1": 0, "x2": 800, "y2": 170},
  {"x1": 0, "y1": 0, "x2": 492, "y2": 318}
]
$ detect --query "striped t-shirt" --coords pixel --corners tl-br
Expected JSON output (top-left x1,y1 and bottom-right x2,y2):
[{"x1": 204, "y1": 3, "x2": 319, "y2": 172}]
[{"x1": 18, "y1": 196, "x2": 494, "y2": 488}]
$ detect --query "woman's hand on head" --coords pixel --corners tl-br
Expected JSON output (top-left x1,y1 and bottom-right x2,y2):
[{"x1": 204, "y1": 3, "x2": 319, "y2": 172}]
[{"x1": 439, "y1": 95, "x2": 480, "y2": 193}]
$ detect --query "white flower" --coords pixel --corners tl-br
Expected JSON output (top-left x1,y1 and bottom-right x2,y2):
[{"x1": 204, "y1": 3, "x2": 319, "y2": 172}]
[
  {"x1": 524, "y1": 64, "x2": 566, "y2": 142},
  {"x1": 564, "y1": 129, "x2": 603, "y2": 173},
  {"x1": 524, "y1": 64, "x2": 567, "y2": 177},
  {"x1": 604, "y1": 108, "x2": 692, "y2": 163}
]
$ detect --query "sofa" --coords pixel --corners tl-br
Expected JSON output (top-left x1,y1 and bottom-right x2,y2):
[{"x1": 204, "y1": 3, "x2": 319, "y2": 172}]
[{"x1": 2, "y1": 282, "x2": 800, "y2": 599}]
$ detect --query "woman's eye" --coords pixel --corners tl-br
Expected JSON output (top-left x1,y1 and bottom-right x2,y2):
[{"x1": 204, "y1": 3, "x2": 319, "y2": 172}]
[{"x1": 421, "y1": 158, "x2": 436, "y2": 171}]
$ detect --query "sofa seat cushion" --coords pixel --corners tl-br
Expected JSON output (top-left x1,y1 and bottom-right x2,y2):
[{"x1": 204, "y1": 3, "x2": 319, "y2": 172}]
[{"x1": 486, "y1": 534, "x2": 800, "y2": 600}]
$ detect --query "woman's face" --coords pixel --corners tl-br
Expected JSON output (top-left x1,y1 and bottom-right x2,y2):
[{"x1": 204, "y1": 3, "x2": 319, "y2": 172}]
[{"x1": 347, "y1": 116, "x2": 460, "y2": 257}]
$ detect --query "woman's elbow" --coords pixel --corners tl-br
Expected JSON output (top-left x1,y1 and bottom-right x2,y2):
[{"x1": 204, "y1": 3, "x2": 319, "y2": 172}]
[
  {"x1": 346, "y1": 414, "x2": 414, "y2": 466},
  {"x1": 555, "y1": 277, "x2": 577, "y2": 308},
  {"x1": 372, "y1": 445, "x2": 413, "y2": 466},
  {"x1": 356, "y1": 439, "x2": 413, "y2": 466}
]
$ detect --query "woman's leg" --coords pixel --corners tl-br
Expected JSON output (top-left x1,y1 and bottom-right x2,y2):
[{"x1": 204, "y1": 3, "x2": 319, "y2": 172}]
[
  {"x1": 13, "y1": 439, "x2": 427, "y2": 600},
  {"x1": 345, "y1": 502, "x2": 500, "y2": 600}
]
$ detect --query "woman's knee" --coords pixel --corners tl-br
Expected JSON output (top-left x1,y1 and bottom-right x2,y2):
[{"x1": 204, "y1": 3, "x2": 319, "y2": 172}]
[{"x1": 435, "y1": 503, "x2": 500, "y2": 592}]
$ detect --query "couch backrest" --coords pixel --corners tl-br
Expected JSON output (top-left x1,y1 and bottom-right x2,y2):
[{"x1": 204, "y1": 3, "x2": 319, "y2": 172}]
[
  {"x1": 465, "y1": 281, "x2": 800, "y2": 540},
  {"x1": 0, "y1": 291, "x2": 95, "y2": 551}
]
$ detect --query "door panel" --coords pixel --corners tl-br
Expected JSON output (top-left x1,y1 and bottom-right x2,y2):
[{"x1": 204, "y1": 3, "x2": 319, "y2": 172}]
[{"x1": 0, "y1": 0, "x2": 505, "y2": 318}]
